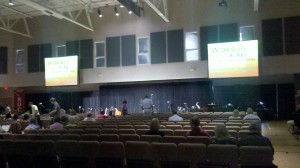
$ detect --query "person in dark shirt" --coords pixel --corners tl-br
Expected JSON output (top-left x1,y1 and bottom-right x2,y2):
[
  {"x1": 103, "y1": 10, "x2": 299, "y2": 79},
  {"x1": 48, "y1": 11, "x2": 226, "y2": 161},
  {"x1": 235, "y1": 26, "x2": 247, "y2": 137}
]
[
  {"x1": 238, "y1": 122, "x2": 274, "y2": 154},
  {"x1": 122, "y1": 100, "x2": 128, "y2": 116},
  {"x1": 211, "y1": 124, "x2": 237, "y2": 144},
  {"x1": 186, "y1": 116, "x2": 210, "y2": 137},
  {"x1": 145, "y1": 118, "x2": 164, "y2": 137}
]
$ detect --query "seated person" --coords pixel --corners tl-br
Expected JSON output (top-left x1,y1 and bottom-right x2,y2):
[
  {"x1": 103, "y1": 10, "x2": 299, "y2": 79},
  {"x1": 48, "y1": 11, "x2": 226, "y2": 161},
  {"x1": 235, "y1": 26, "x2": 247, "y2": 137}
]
[
  {"x1": 238, "y1": 122, "x2": 274, "y2": 154},
  {"x1": 229, "y1": 109, "x2": 241, "y2": 120},
  {"x1": 25, "y1": 117, "x2": 40, "y2": 130},
  {"x1": 49, "y1": 117, "x2": 64, "y2": 130},
  {"x1": 23, "y1": 114, "x2": 30, "y2": 121},
  {"x1": 211, "y1": 124, "x2": 237, "y2": 144},
  {"x1": 186, "y1": 116, "x2": 210, "y2": 137},
  {"x1": 60, "y1": 116, "x2": 69, "y2": 126},
  {"x1": 97, "y1": 111, "x2": 107, "y2": 119},
  {"x1": 67, "y1": 110, "x2": 80, "y2": 126},
  {"x1": 287, "y1": 109, "x2": 300, "y2": 134},
  {"x1": 84, "y1": 113, "x2": 96, "y2": 121},
  {"x1": 145, "y1": 118, "x2": 165, "y2": 137},
  {"x1": 243, "y1": 108, "x2": 261, "y2": 121},
  {"x1": 168, "y1": 110, "x2": 183, "y2": 122}
]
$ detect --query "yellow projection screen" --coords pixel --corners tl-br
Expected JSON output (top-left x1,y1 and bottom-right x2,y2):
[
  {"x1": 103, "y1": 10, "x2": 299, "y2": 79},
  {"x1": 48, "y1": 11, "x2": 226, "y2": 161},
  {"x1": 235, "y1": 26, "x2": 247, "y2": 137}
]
[
  {"x1": 208, "y1": 40, "x2": 259, "y2": 78},
  {"x1": 45, "y1": 56, "x2": 78, "y2": 86}
]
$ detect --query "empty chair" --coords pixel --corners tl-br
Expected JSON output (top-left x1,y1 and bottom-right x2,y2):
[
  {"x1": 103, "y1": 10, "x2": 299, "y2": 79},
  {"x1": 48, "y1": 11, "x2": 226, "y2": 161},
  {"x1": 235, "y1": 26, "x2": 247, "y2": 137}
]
[
  {"x1": 202, "y1": 125, "x2": 216, "y2": 130},
  {"x1": 136, "y1": 129, "x2": 149, "y2": 135},
  {"x1": 241, "y1": 126, "x2": 250, "y2": 130},
  {"x1": 152, "y1": 143, "x2": 184, "y2": 168},
  {"x1": 9, "y1": 134, "x2": 27, "y2": 140},
  {"x1": 42, "y1": 134, "x2": 62, "y2": 141},
  {"x1": 239, "y1": 130, "x2": 251, "y2": 138},
  {"x1": 166, "y1": 125, "x2": 182, "y2": 130},
  {"x1": 83, "y1": 128, "x2": 101, "y2": 134},
  {"x1": 176, "y1": 122, "x2": 190, "y2": 126},
  {"x1": 186, "y1": 136, "x2": 210, "y2": 145},
  {"x1": 183, "y1": 125, "x2": 191, "y2": 130},
  {"x1": 56, "y1": 140, "x2": 89, "y2": 168},
  {"x1": 125, "y1": 141, "x2": 153, "y2": 168},
  {"x1": 228, "y1": 130, "x2": 239, "y2": 139},
  {"x1": 226, "y1": 122, "x2": 243, "y2": 127},
  {"x1": 80, "y1": 134, "x2": 100, "y2": 141},
  {"x1": 206, "y1": 130, "x2": 215, "y2": 136},
  {"x1": 99, "y1": 134, "x2": 119, "y2": 142},
  {"x1": 32, "y1": 140, "x2": 59, "y2": 168},
  {"x1": 118, "y1": 125, "x2": 133, "y2": 129},
  {"x1": 78, "y1": 141, "x2": 100, "y2": 168},
  {"x1": 102, "y1": 125, "x2": 118, "y2": 129},
  {"x1": 118, "y1": 122, "x2": 132, "y2": 125},
  {"x1": 140, "y1": 135, "x2": 163, "y2": 143},
  {"x1": 24, "y1": 129, "x2": 38, "y2": 134},
  {"x1": 208, "y1": 123, "x2": 225, "y2": 127},
  {"x1": 177, "y1": 143, "x2": 207, "y2": 168},
  {"x1": 205, "y1": 144, "x2": 238, "y2": 168},
  {"x1": 160, "y1": 129, "x2": 174, "y2": 136},
  {"x1": 0, "y1": 140, "x2": 14, "y2": 168},
  {"x1": 119, "y1": 134, "x2": 140, "y2": 143},
  {"x1": 61, "y1": 134, "x2": 81, "y2": 141},
  {"x1": 134, "y1": 125, "x2": 149, "y2": 129},
  {"x1": 118, "y1": 129, "x2": 136, "y2": 134},
  {"x1": 67, "y1": 125, "x2": 87, "y2": 129},
  {"x1": 38, "y1": 129, "x2": 53, "y2": 134},
  {"x1": 161, "y1": 122, "x2": 175, "y2": 125},
  {"x1": 52, "y1": 129, "x2": 68, "y2": 135},
  {"x1": 226, "y1": 126, "x2": 240, "y2": 131},
  {"x1": 9, "y1": 140, "x2": 34, "y2": 168},
  {"x1": 96, "y1": 141, "x2": 125, "y2": 168},
  {"x1": 239, "y1": 146, "x2": 276, "y2": 168},
  {"x1": 67, "y1": 129, "x2": 84, "y2": 135},
  {"x1": 132, "y1": 122, "x2": 146, "y2": 125},
  {"x1": 101, "y1": 128, "x2": 118, "y2": 134},
  {"x1": 27, "y1": 134, "x2": 43, "y2": 140},
  {"x1": 163, "y1": 136, "x2": 186, "y2": 145},
  {"x1": 174, "y1": 130, "x2": 190, "y2": 136}
]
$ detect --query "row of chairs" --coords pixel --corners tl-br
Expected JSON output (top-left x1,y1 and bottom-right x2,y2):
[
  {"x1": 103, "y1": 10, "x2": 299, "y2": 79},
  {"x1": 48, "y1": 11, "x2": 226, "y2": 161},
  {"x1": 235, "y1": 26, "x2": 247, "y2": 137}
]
[{"x1": 0, "y1": 140, "x2": 276, "y2": 168}]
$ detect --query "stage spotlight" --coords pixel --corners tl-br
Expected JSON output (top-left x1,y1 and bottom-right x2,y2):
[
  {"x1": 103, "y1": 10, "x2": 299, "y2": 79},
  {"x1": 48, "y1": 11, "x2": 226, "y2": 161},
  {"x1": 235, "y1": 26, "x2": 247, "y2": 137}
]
[
  {"x1": 128, "y1": 9, "x2": 132, "y2": 14},
  {"x1": 219, "y1": 0, "x2": 227, "y2": 8},
  {"x1": 97, "y1": 8, "x2": 102, "y2": 17},
  {"x1": 120, "y1": 4, "x2": 124, "y2": 8},
  {"x1": 115, "y1": 6, "x2": 119, "y2": 16},
  {"x1": 8, "y1": 0, "x2": 14, "y2": 5}
]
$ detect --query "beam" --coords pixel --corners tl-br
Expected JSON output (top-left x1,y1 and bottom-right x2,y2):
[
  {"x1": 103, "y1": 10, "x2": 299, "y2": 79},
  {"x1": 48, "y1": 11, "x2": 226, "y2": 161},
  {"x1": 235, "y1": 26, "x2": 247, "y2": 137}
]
[
  {"x1": 0, "y1": 3, "x2": 33, "y2": 18},
  {"x1": 0, "y1": 26, "x2": 32, "y2": 38},
  {"x1": 17, "y1": 0, "x2": 94, "y2": 31},
  {"x1": 143, "y1": 0, "x2": 169, "y2": 22},
  {"x1": 0, "y1": 17, "x2": 32, "y2": 38},
  {"x1": 254, "y1": 0, "x2": 259, "y2": 11}
]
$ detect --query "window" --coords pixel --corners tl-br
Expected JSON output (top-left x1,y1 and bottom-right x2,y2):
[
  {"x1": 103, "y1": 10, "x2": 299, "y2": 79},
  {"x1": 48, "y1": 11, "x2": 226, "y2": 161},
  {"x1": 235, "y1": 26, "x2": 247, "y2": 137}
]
[
  {"x1": 15, "y1": 49, "x2": 25, "y2": 73},
  {"x1": 240, "y1": 25, "x2": 255, "y2": 41},
  {"x1": 56, "y1": 45, "x2": 66, "y2": 57},
  {"x1": 137, "y1": 37, "x2": 150, "y2": 65},
  {"x1": 95, "y1": 41, "x2": 105, "y2": 67},
  {"x1": 185, "y1": 32, "x2": 199, "y2": 61}
]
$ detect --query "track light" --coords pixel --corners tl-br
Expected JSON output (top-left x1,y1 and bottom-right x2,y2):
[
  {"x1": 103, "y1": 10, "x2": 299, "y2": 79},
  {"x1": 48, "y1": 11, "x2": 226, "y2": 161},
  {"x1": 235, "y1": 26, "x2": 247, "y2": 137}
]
[
  {"x1": 128, "y1": 9, "x2": 132, "y2": 14},
  {"x1": 120, "y1": 4, "x2": 124, "y2": 8},
  {"x1": 219, "y1": 0, "x2": 227, "y2": 8},
  {"x1": 115, "y1": 6, "x2": 119, "y2": 16},
  {"x1": 97, "y1": 8, "x2": 102, "y2": 17},
  {"x1": 8, "y1": 0, "x2": 14, "y2": 5}
]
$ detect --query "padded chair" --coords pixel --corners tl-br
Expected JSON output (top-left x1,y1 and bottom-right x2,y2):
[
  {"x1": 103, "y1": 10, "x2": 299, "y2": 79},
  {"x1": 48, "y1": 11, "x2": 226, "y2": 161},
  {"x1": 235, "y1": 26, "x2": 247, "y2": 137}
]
[
  {"x1": 160, "y1": 129, "x2": 174, "y2": 136},
  {"x1": 136, "y1": 129, "x2": 149, "y2": 135},
  {"x1": 27, "y1": 134, "x2": 43, "y2": 140},
  {"x1": 118, "y1": 125, "x2": 133, "y2": 129},
  {"x1": 83, "y1": 128, "x2": 101, "y2": 134},
  {"x1": 61, "y1": 134, "x2": 81, "y2": 141},
  {"x1": 9, "y1": 134, "x2": 27, "y2": 140},
  {"x1": 186, "y1": 136, "x2": 210, "y2": 145},
  {"x1": 77, "y1": 141, "x2": 100, "y2": 168},
  {"x1": 226, "y1": 126, "x2": 240, "y2": 132},
  {"x1": 95, "y1": 142, "x2": 125, "y2": 168},
  {"x1": 206, "y1": 130, "x2": 215, "y2": 136},
  {"x1": 241, "y1": 126, "x2": 250, "y2": 130},
  {"x1": 183, "y1": 125, "x2": 191, "y2": 130},
  {"x1": 226, "y1": 122, "x2": 243, "y2": 127},
  {"x1": 175, "y1": 122, "x2": 190, "y2": 126},
  {"x1": 125, "y1": 141, "x2": 153, "y2": 168},
  {"x1": 205, "y1": 144, "x2": 238, "y2": 168},
  {"x1": 118, "y1": 129, "x2": 136, "y2": 134},
  {"x1": 152, "y1": 143, "x2": 185, "y2": 168},
  {"x1": 140, "y1": 135, "x2": 163, "y2": 143},
  {"x1": 0, "y1": 140, "x2": 13, "y2": 168},
  {"x1": 132, "y1": 122, "x2": 146, "y2": 125},
  {"x1": 119, "y1": 134, "x2": 140, "y2": 143},
  {"x1": 101, "y1": 128, "x2": 119, "y2": 134},
  {"x1": 80, "y1": 134, "x2": 100, "y2": 141},
  {"x1": 56, "y1": 140, "x2": 89, "y2": 168},
  {"x1": 174, "y1": 130, "x2": 189, "y2": 136},
  {"x1": 161, "y1": 122, "x2": 175, "y2": 125},
  {"x1": 202, "y1": 125, "x2": 216, "y2": 130},
  {"x1": 239, "y1": 146, "x2": 276, "y2": 168},
  {"x1": 42, "y1": 134, "x2": 62, "y2": 141},
  {"x1": 8, "y1": 140, "x2": 34, "y2": 168},
  {"x1": 24, "y1": 129, "x2": 38, "y2": 134},
  {"x1": 118, "y1": 122, "x2": 132, "y2": 125},
  {"x1": 239, "y1": 130, "x2": 251, "y2": 138},
  {"x1": 99, "y1": 134, "x2": 119, "y2": 142},
  {"x1": 102, "y1": 125, "x2": 118, "y2": 129},
  {"x1": 228, "y1": 130, "x2": 239, "y2": 139},
  {"x1": 177, "y1": 143, "x2": 207, "y2": 168},
  {"x1": 163, "y1": 136, "x2": 186, "y2": 145},
  {"x1": 37, "y1": 129, "x2": 53, "y2": 134},
  {"x1": 134, "y1": 125, "x2": 149, "y2": 129},
  {"x1": 19, "y1": 121, "x2": 30, "y2": 131},
  {"x1": 67, "y1": 129, "x2": 84, "y2": 135},
  {"x1": 52, "y1": 129, "x2": 68, "y2": 135},
  {"x1": 32, "y1": 140, "x2": 59, "y2": 168},
  {"x1": 166, "y1": 125, "x2": 182, "y2": 130}
]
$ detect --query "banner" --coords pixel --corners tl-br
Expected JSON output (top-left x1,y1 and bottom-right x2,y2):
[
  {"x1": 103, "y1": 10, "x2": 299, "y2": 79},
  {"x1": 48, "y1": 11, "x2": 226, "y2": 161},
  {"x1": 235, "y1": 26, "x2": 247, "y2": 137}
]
[{"x1": 14, "y1": 90, "x2": 25, "y2": 112}]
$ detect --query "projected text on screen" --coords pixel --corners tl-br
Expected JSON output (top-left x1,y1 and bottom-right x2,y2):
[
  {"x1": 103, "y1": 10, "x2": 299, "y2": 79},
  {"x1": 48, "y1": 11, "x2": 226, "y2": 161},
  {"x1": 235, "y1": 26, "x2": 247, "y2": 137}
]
[
  {"x1": 45, "y1": 56, "x2": 78, "y2": 86},
  {"x1": 208, "y1": 40, "x2": 258, "y2": 78}
]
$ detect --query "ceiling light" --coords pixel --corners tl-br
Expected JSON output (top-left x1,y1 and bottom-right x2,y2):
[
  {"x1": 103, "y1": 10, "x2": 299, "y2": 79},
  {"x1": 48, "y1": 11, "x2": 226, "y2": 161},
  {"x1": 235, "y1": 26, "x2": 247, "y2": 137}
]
[
  {"x1": 8, "y1": 0, "x2": 14, "y2": 5},
  {"x1": 128, "y1": 9, "x2": 132, "y2": 14},
  {"x1": 120, "y1": 4, "x2": 124, "y2": 8},
  {"x1": 115, "y1": 6, "x2": 119, "y2": 16},
  {"x1": 219, "y1": 0, "x2": 227, "y2": 8},
  {"x1": 97, "y1": 8, "x2": 102, "y2": 17}
]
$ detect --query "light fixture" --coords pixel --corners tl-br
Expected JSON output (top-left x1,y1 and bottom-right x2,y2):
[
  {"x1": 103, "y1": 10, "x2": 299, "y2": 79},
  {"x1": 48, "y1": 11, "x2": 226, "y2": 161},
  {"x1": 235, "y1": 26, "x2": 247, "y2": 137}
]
[
  {"x1": 128, "y1": 9, "x2": 132, "y2": 14},
  {"x1": 8, "y1": 0, "x2": 14, "y2": 5},
  {"x1": 120, "y1": 4, "x2": 124, "y2": 8},
  {"x1": 114, "y1": 6, "x2": 119, "y2": 16},
  {"x1": 97, "y1": 8, "x2": 102, "y2": 17},
  {"x1": 219, "y1": 0, "x2": 227, "y2": 8}
]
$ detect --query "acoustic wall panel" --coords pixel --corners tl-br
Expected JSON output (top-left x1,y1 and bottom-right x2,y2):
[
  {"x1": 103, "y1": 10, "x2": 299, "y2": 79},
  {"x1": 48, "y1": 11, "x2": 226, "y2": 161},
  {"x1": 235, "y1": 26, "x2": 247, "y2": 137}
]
[
  {"x1": 219, "y1": 23, "x2": 239, "y2": 42},
  {"x1": 151, "y1": 31, "x2": 166, "y2": 64},
  {"x1": 80, "y1": 39, "x2": 93, "y2": 69},
  {"x1": 200, "y1": 25, "x2": 218, "y2": 60},
  {"x1": 167, "y1": 29, "x2": 184, "y2": 63},
  {"x1": 0, "y1": 47, "x2": 8, "y2": 74},
  {"x1": 121, "y1": 35, "x2": 136, "y2": 66},
  {"x1": 39, "y1": 43, "x2": 52, "y2": 72},
  {"x1": 106, "y1": 36, "x2": 121, "y2": 67},
  {"x1": 262, "y1": 18, "x2": 283, "y2": 56},
  {"x1": 27, "y1": 45, "x2": 40, "y2": 73},
  {"x1": 66, "y1": 40, "x2": 79, "y2": 56},
  {"x1": 284, "y1": 16, "x2": 300, "y2": 55}
]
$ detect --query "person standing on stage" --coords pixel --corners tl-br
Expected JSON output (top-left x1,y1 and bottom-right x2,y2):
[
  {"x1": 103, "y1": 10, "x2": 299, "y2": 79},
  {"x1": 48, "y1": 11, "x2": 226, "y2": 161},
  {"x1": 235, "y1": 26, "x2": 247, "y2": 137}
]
[
  {"x1": 122, "y1": 100, "x2": 128, "y2": 116},
  {"x1": 141, "y1": 95, "x2": 153, "y2": 115},
  {"x1": 28, "y1": 102, "x2": 42, "y2": 127},
  {"x1": 49, "y1": 97, "x2": 60, "y2": 118}
]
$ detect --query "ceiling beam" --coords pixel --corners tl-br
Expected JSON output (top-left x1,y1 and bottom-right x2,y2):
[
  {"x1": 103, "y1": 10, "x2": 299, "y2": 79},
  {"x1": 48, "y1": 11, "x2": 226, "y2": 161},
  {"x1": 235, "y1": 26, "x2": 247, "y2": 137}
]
[
  {"x1": 117, "y1": 0, "x2": 141, "y2": 17},
  {"x1": 16, "y1": 0, "x2": 94, "y2": 31},
  {"x1": 0, "y1": 3, "x2": 33, "y2": 18},
  {"x1": 143, "y1": 0, "x2": 169, "y2": 22},
  {"x1": 0, "y1": 17, "x2": 32, "y2": 38}
]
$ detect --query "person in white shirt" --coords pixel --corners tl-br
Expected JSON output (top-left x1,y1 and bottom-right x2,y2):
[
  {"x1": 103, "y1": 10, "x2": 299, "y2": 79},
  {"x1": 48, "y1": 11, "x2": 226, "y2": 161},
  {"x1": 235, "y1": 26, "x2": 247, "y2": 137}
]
[
  {"x1": 84, "y1": 113, "x2": 96, "y2": 121},
  {"x1": 28, "y1": 102, "x2": 42, "y2": 127},
  {"x1": 168, "y1": 110, "x2": 183, "y2": 122},
  {"x1": 141, "y1": 95, "x2": 153, "y2": 115},
  {"x1": 243, "y1": 108, "x2": 261, "y2": 121}
]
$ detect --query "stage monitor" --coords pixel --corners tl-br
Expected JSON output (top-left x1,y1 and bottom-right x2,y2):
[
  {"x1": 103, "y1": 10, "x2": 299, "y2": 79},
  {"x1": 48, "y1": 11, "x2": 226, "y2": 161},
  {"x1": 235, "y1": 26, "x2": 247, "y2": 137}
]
[
  {"x1": 208, "y1": 40, "x2": 259, "y2": 78},
  {"x1": 45, "y1": 56, "x2": 78, "y2": 86}
]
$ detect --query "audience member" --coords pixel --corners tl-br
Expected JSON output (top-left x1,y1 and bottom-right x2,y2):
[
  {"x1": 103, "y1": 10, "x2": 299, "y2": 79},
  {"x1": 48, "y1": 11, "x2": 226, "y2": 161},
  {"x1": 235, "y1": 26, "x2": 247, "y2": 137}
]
[
  {"x1": 186, "y1": 116, "x2": 210, "y2": 137},
  {"x1": 23, "y1": 114, "x2": 29, "y2": 121},
  {"x1": 5, "y1": 113, "x2": 12, "y2": 120},
  {"x1": 211, "y1": 124, "x2": 237, "y2": 144},
  {"x1": 9, "y1": 114, "x2": 21, "y2": 134},
  {"x1": 145, "y1": 118, "x2": 165, "y2": 137},
  {"x1": 84, "y1": 113, "x2": 96, "y2": 121},
  {"x1": 60, "y1": 116, "x2": 68, "y2": 125},
  {"x1": 49, "y1": 117, "x2": 64, "y2": 130},
  {"x1": 25, "y1": 117, "x2": 40, "y2": 130},
  {"x1": 287, "y1": 109, "x2": 300, "y2": 134},
  {"x1": 97, "y1": 111, "x2": 107, "y2": 119},
  {"x1": 243, "y1": 107, "x2": 261, "y2": 121},
  {"x1": 229, "y1": 109, "x2": 241, "y2": 120},
  {"x1": 67, "y1": 110, "x2": 79, "y2": 126},
  {"x1": 168, "y1": 110, "x2": 183, "y2": 122},
  {"x1": 238, "y1": 122, "x2": 274, "y2": 154}
]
